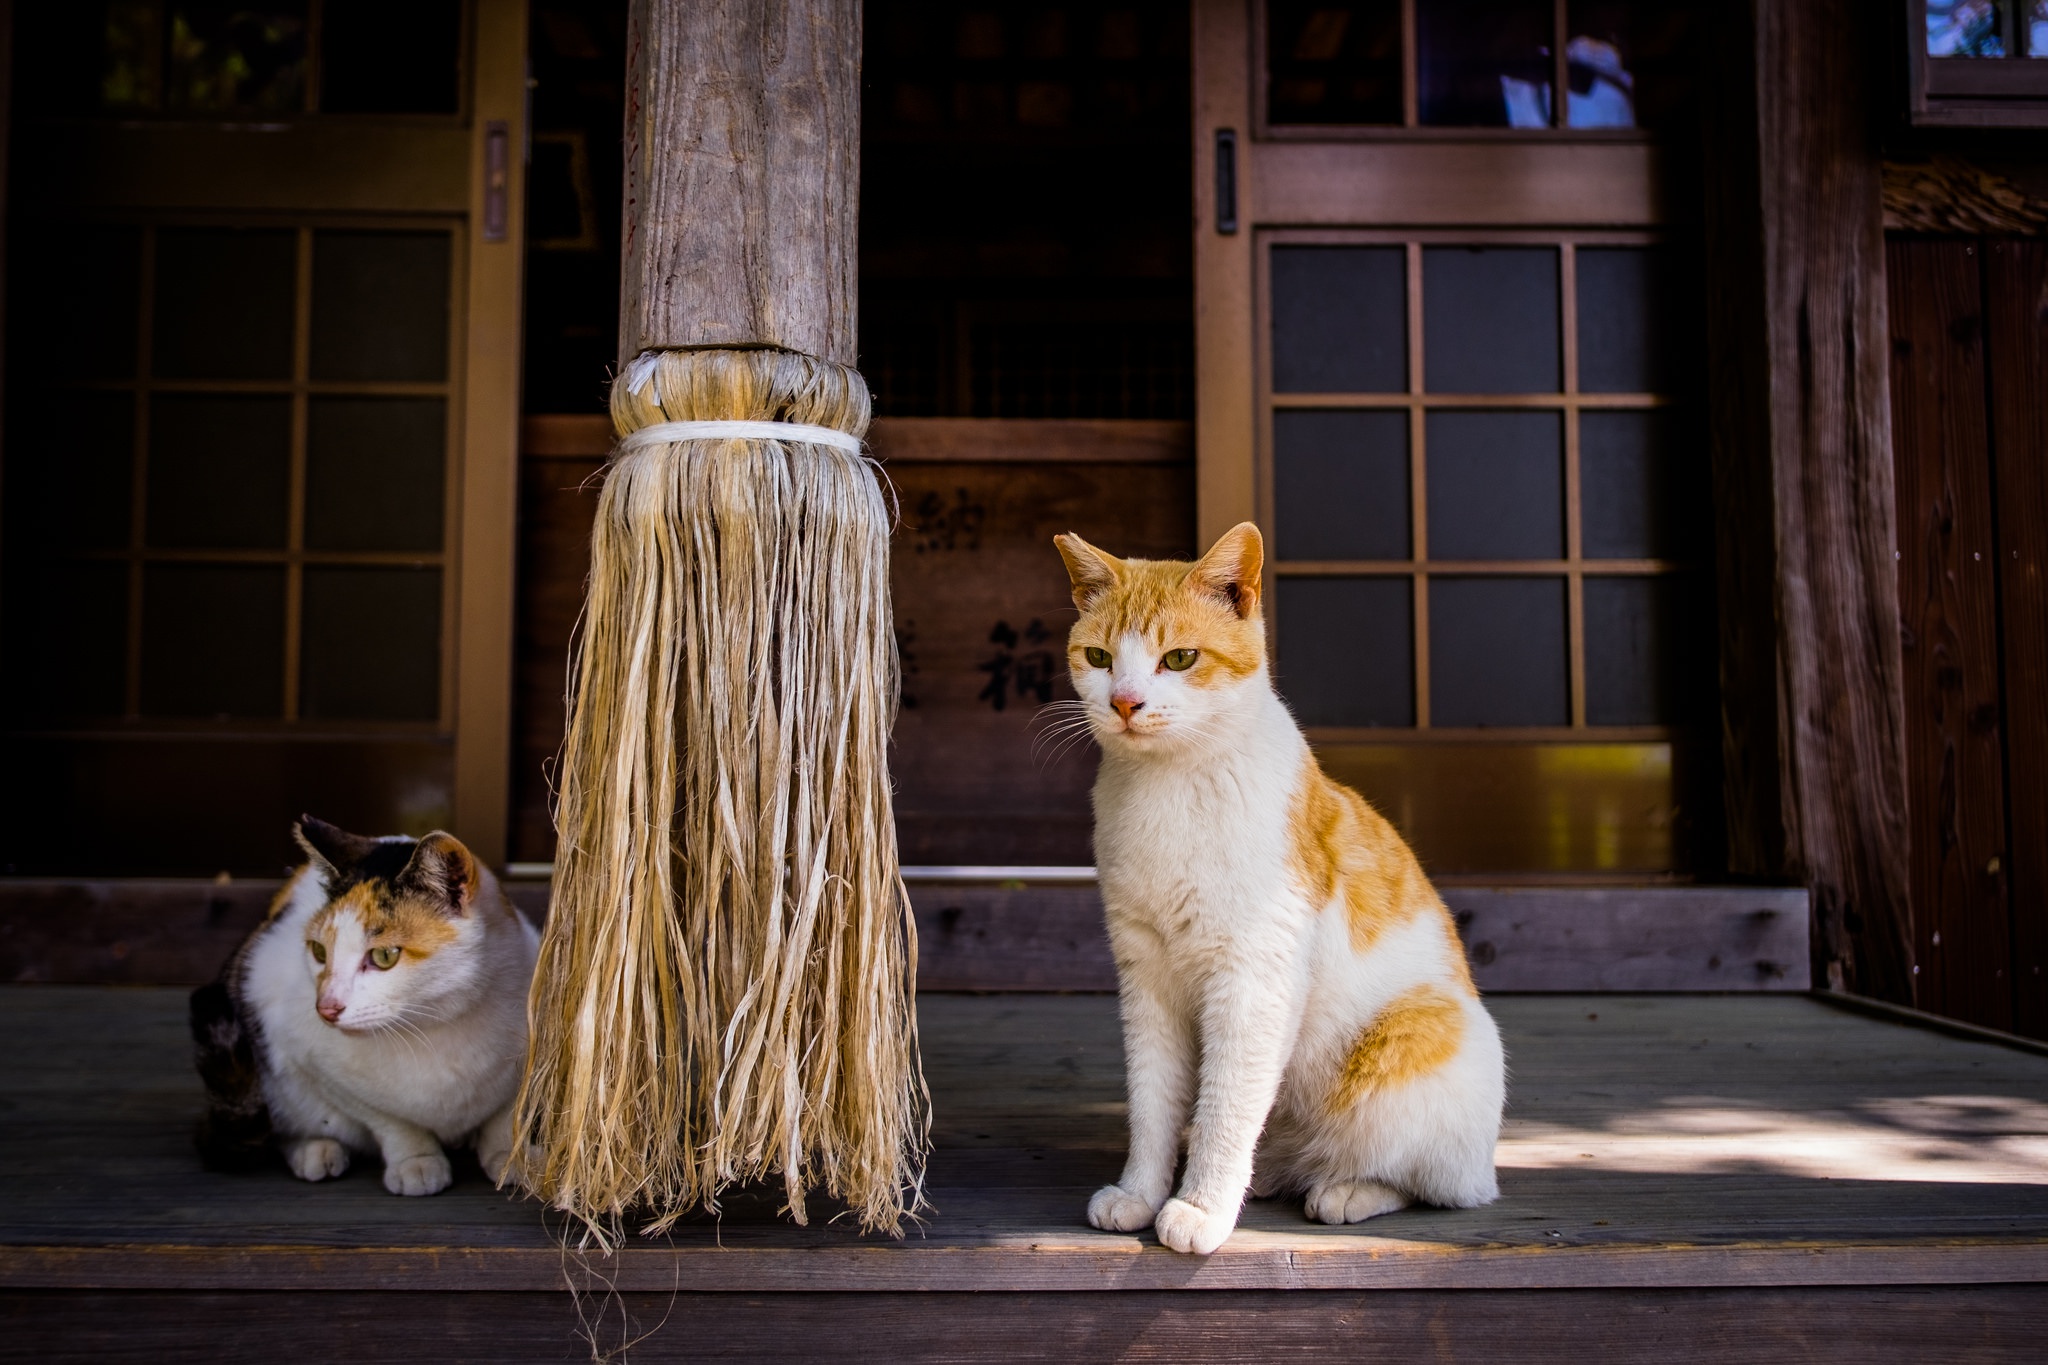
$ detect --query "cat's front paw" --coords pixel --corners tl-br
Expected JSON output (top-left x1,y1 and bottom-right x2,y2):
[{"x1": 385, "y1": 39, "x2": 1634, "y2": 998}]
[
  {"x1": 384, "y1": 1151, "x2": 452, "y2": 1196},
  {"x1": 1154, "y1": 1196, "x2": 1236, "y2": 1255},
  {"x1": 1087, "y1": 1183, "x2": 1160, "y2": 1232},
  {"x1": 1305, "y1": 1179, "x2": 1409, "y2": 1225},
  {"x1": 286, "y1": 1137, "x2": 350, "y2": 1183}
]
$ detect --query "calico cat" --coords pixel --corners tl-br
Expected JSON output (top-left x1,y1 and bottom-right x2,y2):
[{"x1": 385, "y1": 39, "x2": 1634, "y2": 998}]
[
  {"x1": 1055, "y1": 522, "x2": 1504, "y2": 1255},
  {"x1": 190, "y1": 816, "x2": 539, "y2": 1196}
]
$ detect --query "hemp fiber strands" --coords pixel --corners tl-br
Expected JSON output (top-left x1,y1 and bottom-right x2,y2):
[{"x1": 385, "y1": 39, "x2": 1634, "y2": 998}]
[{"x1": 513, "y1": 348, "x2": 927, "y2": 1240}]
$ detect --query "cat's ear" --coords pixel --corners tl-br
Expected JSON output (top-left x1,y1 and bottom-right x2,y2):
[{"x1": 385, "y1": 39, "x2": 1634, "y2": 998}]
[
  {"x1": 1189, "y1": 522, "x2": 1265, "y2": 620},
  {"x1": 1054, "y1": 532, "x2": 1124, "y2": 611},
  {"x1": 294, "y1": 815, "x2": 382, "y2": 878},
  {"x1": 398, "y1": 832, "x2": 478, "y2": 916}
]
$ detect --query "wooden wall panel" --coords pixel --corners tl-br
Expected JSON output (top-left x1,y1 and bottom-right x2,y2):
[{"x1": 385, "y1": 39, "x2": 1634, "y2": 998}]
[
  {"x1": 1886, "y1": 239, "x2": 2013, "y2": 1030},
  {"x1": 1987, "y1": 240, "x2": 2048, "y2": 1038}
]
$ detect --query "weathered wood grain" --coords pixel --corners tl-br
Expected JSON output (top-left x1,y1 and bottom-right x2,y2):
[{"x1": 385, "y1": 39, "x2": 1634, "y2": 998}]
[
  {"x1": 1447, "y1": 887, "x2": 1810, "y2": 992},
  {"x1": 1886, "y1": 239, "x2": 2013, "y2": 1031},
  {"x1": 1882, "y1": 157, "x2": 2048, "y2": 236},
  {"x1": 1703, "y1": 0, "x2": 1913, "y2": 1001},
  {"x1": 1985, "y1": 241, "x2": 2048, "y2": 1040},
  {"x1": 619, "y1": 0, "x2": 860, "y2": 363}
]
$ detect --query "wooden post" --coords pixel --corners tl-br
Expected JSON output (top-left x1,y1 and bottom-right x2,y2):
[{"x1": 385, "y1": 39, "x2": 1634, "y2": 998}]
[
  {"x1": 1704, "y1": 0, "x2": 1915, "y2": 1002},
  {"x1": 620, "y1": 0, "x2": 859, "y2": 364}
]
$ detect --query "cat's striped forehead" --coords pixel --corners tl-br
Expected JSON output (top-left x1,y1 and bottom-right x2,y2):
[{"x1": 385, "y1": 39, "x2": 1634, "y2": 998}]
[
  {"x1": 307, "y1": 880, "x2": 459, "y2": 955},
  {"x1": 1068, "y1": 556, "x2": 1264, "y2": 682}
]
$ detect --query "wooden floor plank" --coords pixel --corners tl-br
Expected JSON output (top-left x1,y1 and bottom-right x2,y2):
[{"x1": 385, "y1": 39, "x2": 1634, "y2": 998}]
[{"x1": 2, "y1": 989, "x2": 2046, "y2": 1294}]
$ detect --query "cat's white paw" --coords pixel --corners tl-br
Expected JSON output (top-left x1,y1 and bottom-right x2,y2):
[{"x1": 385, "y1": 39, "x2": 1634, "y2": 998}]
[
  {"x1": 1087, "y1": 1183, "x2": 1159, "y2": 1232},
  {"x1": 384, "y1": 1151, "x2": 452, "y2": 1197},
  {"x1": 287, "y1": 1138, "x2": 350, "y2": 1182},
  {"x1": 1305, "y1": 1179, "x2": 1409, "y2": 1225},
  {"x1": 1154, "y1": 1197, "x2": 1235, "y2": 1255}
]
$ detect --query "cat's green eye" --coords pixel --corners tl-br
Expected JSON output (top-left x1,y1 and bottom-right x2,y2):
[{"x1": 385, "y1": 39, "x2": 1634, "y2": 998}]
[
  {"x1": 369, "y1": 946, "x2": 401, "y2": 971},
  {"x1": 1162, "y1": 648, "x2": 1199, "y2": 672},
  {"x1": 307, "y1": 941, "x2": 326, "y2": 965},
  {"x1": 1084, "y1": 646, "x2": 1112, "y2": 669}
]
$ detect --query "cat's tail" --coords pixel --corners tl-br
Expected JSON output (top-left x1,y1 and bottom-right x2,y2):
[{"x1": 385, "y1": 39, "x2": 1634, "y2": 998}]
[{"x1": 189, "y1": 979, "x2": 274, "y2": 1171}]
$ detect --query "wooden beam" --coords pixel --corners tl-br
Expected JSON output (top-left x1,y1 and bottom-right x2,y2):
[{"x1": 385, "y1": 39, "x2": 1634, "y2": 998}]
[
  {"x1": 1702, "y1": 0, "x2": 1913, "y2": 1001},
  {"x1": 619, "y1": 0, "x2": 860, "y2": 364}
]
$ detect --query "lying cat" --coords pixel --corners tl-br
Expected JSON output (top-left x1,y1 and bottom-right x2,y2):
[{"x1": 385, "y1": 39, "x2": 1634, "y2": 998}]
[
  {"x1": 1055, "y1": 522, "x2": 1505, "y2": 1255},
  {"x1": 190, "y1": 817, "x2": 539, "y2": 1196}
]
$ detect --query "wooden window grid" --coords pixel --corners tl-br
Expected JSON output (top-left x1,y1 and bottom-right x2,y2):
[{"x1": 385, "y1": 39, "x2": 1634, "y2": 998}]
[
  {"x1": 57, "y1": 215, "x2": 467, "y2": 734},
  {"x1": 1255, "y1": 226, "x2": 1681, "y2": 742}
]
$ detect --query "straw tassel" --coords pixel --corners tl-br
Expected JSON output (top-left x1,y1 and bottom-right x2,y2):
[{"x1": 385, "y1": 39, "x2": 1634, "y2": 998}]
[{"x1": 512, "y1": 347, "x2": 927, "y2": 1241}]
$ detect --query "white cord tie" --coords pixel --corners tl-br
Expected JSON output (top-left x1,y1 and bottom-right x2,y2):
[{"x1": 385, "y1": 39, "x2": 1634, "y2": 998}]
[{"x1": 617, "y1": 420, "x2": 865, "y2": 455}]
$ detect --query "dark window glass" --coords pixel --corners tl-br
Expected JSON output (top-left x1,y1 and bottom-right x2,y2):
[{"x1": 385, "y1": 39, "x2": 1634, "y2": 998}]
[
  {"x1": 146, "y1": 395, "x2": 292, "y2": 549},
  {"x1": 2, "y1": 562, "x2": 129, "y2": 717},
  {"x1": 6, "y1": 392, "x2": 134, "y2": 553},
  {"x1": 1267, "y1": 1, "x2": 1404, "y2": 125},
  {"x1": 1581, "y1": 410, "x2": 1675, "y2": 559},
  {"x1": 1274, "y1": 411, "x2": 1409, "y2": 560},
  {"x1": 1927, "y1": 0, "x2": 2010, "y2": 57},
  {"x1": 165, "y1": 2, "x2": 309, "y2": 114},
  {"x1": 320, "y1": 0, "x2": 461, "y2": 114},
  {"x1": 305, "y1": 398, "x2": 447, "y2": 552},
  {"x1": 1429, "y1": 575, "x2": 1567, "y2": 725},
  {"x1": 300, "y1": 567, "x2": 442, "y2": 722},
  {"x1": 1425, "y1": 410, "x2": 1563, "y2": 560},
  {"x1": 1272, "y1": 246, "x2": 1406, "y2": 393},
  {"x1": 1566, "y1": 3, "x2": 1700, "y2": 129},
  {"x1": 310, "y1": 231, "x2": 452, "y2": 382},
  {"x1": 1423, "y1": 246, "x2": 1558, "y2": 393},
  {"x1": 8, "y1": 223, "x2": 141, "y2": 381},
  {"x1": 140, "y1": 564, "x2": 285, "y2": 717},
  {"x1": 1584, "y1": 575, "x2": 1674, "y2": 725},
  {"x1": 1417, "y1": 0, "x2": 1554, "y2": 127},
  {"x1": 153, "y1": 228, "x2": 296, "y2": 380},
  {"x1": 1277, "y1": 577, "x2": 1413, "y2": 726},
  {"x1": 1577, "y1": 246, "x2": 1671, "y2": 393}
]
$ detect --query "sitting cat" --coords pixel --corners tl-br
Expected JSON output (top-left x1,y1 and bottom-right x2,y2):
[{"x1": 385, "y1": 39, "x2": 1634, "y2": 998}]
[
  {"x1": 1055, "y1": 522, "x2": 1505, "y2": 1255},
  {"x1": 190, "y1": 816, "x2": 539, "y2": 1196}
]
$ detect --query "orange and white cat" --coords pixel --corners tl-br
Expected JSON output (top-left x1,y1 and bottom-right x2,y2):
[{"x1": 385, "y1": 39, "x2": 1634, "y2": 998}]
[{"x1": 1055, "y1": 522, "x2": 1504, "y2": 1255}]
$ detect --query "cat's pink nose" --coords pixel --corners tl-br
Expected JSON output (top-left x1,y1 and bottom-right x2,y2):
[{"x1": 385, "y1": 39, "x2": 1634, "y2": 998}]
[
  {"x1": 317, "y1": 997, "x2": 345, "y2": 1023},
  {"x1": 1112, "y1": 695, "x2": 1145, "y2": 723}
]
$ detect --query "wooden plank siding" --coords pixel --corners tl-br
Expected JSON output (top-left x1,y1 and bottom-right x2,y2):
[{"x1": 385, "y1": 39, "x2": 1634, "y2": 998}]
[
  {"x1": 1886, "y1": 239, "x2": 2014, "y2": 1031},
  {"x1": 1985, "y1": 241, "x2": 2048, "y2": 1038}
]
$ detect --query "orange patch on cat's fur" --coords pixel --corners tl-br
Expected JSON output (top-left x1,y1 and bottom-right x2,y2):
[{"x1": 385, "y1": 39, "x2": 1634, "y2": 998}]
[
  {"x1": 310, "y1": 882, "x2": 461, "y2": 963},
  {"x1": 1288, "y1": 771, "x2": 1438, "y2": 954},
  {"x1": 1329, "y1": 984, "x2": 1467, "y2": 1111}
]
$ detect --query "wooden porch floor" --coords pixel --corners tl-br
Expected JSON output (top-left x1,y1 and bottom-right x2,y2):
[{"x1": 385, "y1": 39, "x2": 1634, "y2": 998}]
[{"x1": 4, "y1": 988, "x2": 2048, "y2": 1360}]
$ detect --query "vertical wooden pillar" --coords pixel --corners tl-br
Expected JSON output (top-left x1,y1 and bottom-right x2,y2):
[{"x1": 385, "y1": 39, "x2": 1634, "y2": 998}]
[
  {"x1": 620, "y1": 0, "x2": 859, "y2": 364},
  {"x1": 1704, "y1": 0, "x2": 1914, "y2": 1001}
]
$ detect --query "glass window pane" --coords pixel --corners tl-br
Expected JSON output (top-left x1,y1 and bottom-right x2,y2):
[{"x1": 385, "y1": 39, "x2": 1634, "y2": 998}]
[
  {"x1": 153, "y1": 228, "x2": 296, "y2": 380},
  {"x1": 2033, "y1": 0, "x2": 2048, "y2": 56},
  {"x1": 140, "y1": 564, "x2": 284, "y2": 717},
  {"x1": 2, "y1": 561, "x2": 128, "y2": 717},
  {"x1": 320, "y1": 0, "x2": 461, "y2": 113},
  {"x1": 1274, "y1": 411, "x2": 1409, "y2": 560},
  {"x1": 1430, "y1": 575, "x2": 1567, "y2": 725},
  {"x1": 310, "y1": 231, "x2": 452, "y2": 382},
  {"x1": 305, "y1": 398, "x2": 447, "y2": 552},
  {"x1": 300, "y1": 567, "x2": 442, "y2": 722},
  {"x1": 1928, "y1": 1, "x2": 2009, "y2": 56},
  {"x1": 165, "y1": 3, "x2": 308, "y2": 114},
  {"x1": 1267, "y1": 1, "x2": 1404, "y2": 125},
  {"x1": 1566, "y1": 4, "x2": 1701, "y2": 129},
  {"x1": 1581, "y1": 410, "x2": 1675, "y2": 560},
  {"x1": 6, "y1": 391, "x2": 134, "y2": 552},
  {"x1": 1272, "y1": 246, "x2": 1406, "y2": 393},
  {"x1": 1585, "y1": 575, "x2": 1675, "y2": 725},
  {"x1": 1423, "y1": 246, "x2": 1559, "y2": 393},
  {"x1": 1577, "y1": 246, "x2": 1671, "y2": 394},
  {"x1": 9, "y1": 223, "x2": 140, "y2": 381},
  {"x1": 1417, "y1": 0, "x2": 1555, "y2": 127},
  {"x1": 1277, "y1": 577, "x2": 1413, "y2": 726},
  {"x1": 146, "y1": 395, "x2": 291, "y2": 549},
  {"x1": 1425, "y1": 410, "x2": 1563, "y2": 560}
]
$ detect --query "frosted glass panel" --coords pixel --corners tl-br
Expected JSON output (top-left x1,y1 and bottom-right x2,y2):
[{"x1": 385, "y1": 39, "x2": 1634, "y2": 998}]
[
  {"x1": 2, "y1": 562, "x2": 127, "y2": 717},
  {"x1": 146, "y1": 396, "x2": 292, "y2": 549},
  {"x1": 1423, "y1": 247, "x2": 1559, "y2": 393},
  {"x1": 305, "y1": 398, "x2": 447, "y2": 552},
  {"x1": 1274, "y1": 411, "x2": 1409, "y2": 560},
  {"x1": 1425, "y1": 411, "x2": 1563, "y2": 560},
  {"x1": 1581, "y1": 411, "x2": 1674, "y2": 560},
  {"x1": 1277, "y1": 577, "x2": 1413, "y2": 727},
  {"x1": 1272, "y1": 246, "x2": 1407, "y2": 393},
  {"x1": 153, "y1": 228, "x2": 295, "y2": 381},
  {"x1": 141, "y1": 565, "x2": 285, "y2": 718},
  {"x1": 1417, "y1": 0, "x2": 1555, "y2": 126},
  {"x1": 300, "y1": 567, "x2": 442, "y2": 722},
  {"x1": 310, "y1": 231, "x2": 452, "y2": 382},
  {"x1": 1584, "y1": 576, "x2": 1674, "y2": 725},
  {"x1": 1429, "y1": 576, "x2": 1567, "y2": 726},
  {"x1": 1577, "y1": 246, "x2": 1671, "y2": 394}
]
